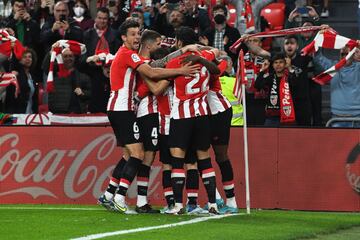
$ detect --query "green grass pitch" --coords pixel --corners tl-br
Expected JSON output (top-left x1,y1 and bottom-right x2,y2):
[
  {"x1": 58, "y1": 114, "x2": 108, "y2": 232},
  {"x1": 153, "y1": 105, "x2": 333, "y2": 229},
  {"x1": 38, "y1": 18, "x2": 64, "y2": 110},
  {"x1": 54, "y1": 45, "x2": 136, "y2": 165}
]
[{"x1": 1, "y1": 204, "x2": 360, "y2": 240}]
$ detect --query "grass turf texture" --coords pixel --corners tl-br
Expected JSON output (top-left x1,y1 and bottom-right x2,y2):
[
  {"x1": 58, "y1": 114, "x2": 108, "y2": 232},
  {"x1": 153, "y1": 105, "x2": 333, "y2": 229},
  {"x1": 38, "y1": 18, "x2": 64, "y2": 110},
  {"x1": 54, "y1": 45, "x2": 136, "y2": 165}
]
[{"x1": 1, "y1": 205, "x2": 360, "y2": 240}]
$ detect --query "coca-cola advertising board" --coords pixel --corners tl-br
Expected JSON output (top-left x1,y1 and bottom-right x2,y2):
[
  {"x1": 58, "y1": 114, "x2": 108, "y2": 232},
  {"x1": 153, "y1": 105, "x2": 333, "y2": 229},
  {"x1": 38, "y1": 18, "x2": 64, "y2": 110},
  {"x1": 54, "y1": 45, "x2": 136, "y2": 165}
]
[{"x1": 0, "y1": 127, "x2": 359, "y2": 211}]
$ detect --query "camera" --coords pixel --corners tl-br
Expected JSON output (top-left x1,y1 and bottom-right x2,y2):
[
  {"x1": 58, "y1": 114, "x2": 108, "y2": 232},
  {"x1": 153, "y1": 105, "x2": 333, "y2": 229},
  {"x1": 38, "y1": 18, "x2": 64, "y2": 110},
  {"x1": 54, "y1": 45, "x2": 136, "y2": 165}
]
[{"x1": 60, "y1": 14, "x2": 66, "y2": 22}]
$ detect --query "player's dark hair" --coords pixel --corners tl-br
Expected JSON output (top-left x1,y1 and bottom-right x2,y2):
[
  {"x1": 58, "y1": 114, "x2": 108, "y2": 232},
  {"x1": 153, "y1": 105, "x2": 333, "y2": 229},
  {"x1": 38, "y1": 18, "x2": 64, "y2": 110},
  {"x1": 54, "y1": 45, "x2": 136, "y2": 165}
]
[
  {"x1": 175, "y1": 26, "x2": 198, "y2": 46},
  {"x1": 119, "y1": 19, "x2": 140, "y2": 37},
  {"x1": 141, "y1": 30, "x2": 162, "y2": 45}
]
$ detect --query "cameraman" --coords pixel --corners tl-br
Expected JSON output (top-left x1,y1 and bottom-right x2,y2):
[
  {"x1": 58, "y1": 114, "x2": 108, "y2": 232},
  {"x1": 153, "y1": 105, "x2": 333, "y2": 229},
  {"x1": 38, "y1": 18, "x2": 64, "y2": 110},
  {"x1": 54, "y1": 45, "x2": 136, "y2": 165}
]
[{"x1": 40, "y1": 0, "x2": 83, "y2": 53}]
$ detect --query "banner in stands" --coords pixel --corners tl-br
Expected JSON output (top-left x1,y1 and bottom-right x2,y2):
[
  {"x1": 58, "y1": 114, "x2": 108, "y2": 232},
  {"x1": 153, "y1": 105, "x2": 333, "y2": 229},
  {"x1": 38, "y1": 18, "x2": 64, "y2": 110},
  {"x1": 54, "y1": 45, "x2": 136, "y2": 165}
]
[
  {"x1": 0, "y1": 127, "x2": 359, "y2": 211},
  {"x1": 11, "y1": 113, "x2": 110, "y2": 125}
]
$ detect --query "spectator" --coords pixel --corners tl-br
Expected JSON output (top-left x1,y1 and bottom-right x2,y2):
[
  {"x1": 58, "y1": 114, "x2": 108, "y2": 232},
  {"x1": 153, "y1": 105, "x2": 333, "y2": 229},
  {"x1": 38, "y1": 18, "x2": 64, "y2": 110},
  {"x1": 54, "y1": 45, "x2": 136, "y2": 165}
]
[
  {"x1": 71, "y1": 0, "x2": 94, "y2": 31},
  {"x1": 40, "y1": 0, "x2": 83, "y2": 53},
  {"x1": 31, "y1": 0, "x2": 55, "y2": 28},
  {"x1": 243, "y1": 36, "x2": 267, "y2": 126},
  {"x1": 314, "y1": 45, "x2": 360, "y2": 128},
  {"x1": 255, "y1": 54, "x2": 297, "y2": 126},
  {"x1": 5, "y1": 48, "x2": 40, "y2": 113},
  {"x1": 285, "y1": 5, "x2": 320, "y2": 28},
  {"x1": 227, "y1": 0, "x2": 273, "y2": 34},
  {"x1": 3, "y1": 0, "x2": 40, "y2": 50},
  {"x1": 307, "y1": 0, "x2": 329, "y2": 17},
  {"x1": 154, "y1": 6, "x2": 185, "y2": 38},
  {"x1": 200, "y1": 4, "x2": 240, "y2": 68},
  {"x1": 83, "y1": 7, "x2": 120, "y2": 57},
  {"x1": 84, "y1": 53, "x2": 111, "y2": 113},
  {"x1": 182, "y1": 0, "x2": 211, "y2": 34},
  {"x1": 48, "y1": 48, "x2": 91, "y2": 113},
  {"x1": 128, "y1": 8, "x2": 147, "y2": 32}
]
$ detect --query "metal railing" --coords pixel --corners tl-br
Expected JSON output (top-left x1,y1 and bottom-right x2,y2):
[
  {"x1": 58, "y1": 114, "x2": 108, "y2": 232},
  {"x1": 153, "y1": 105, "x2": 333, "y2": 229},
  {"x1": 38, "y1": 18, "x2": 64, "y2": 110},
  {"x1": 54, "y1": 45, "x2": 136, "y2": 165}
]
[{"x1": 325, "y1": 117, "x2": 360, "y2": 127}]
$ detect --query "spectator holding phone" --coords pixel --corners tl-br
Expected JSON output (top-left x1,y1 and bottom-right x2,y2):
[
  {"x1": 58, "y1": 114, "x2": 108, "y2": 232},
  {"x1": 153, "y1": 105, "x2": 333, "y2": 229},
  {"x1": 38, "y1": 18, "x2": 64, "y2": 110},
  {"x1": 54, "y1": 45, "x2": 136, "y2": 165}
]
[
  {"x1": 286, "y1": 5, "x2": 320, "y2": 28},
  {"x1": 40, "y1": 0, "x2": 83, "y2": 53},
  {"x1": 3, "y1": 0, "x2": 40, "y2": 51}
]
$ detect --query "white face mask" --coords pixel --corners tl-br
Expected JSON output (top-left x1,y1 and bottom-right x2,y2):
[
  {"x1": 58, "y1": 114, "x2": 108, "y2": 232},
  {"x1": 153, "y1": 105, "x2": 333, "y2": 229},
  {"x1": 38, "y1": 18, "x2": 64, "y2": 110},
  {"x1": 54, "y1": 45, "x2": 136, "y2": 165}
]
[{"x1": 73, "y1": 6, "x2": 85, "y2": 17}]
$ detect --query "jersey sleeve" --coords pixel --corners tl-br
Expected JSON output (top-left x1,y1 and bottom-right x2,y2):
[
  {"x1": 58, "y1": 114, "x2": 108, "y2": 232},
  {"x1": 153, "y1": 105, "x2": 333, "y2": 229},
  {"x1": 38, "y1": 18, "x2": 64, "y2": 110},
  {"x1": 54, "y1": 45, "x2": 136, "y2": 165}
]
[
  {"x1": 125, "y1": 51, "x2": 145, "y2": 69},
  {"x1": 200, "y1": 50, "x2": 216, "y2": 61}
]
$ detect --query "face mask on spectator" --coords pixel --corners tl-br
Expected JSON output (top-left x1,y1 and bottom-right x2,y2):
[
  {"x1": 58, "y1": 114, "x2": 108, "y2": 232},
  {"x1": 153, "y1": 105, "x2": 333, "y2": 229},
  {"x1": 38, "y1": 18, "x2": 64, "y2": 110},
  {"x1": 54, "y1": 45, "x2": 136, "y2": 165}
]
[
  {"x1": 214, "y1": 14, "x2": 226, "y2": 24},
  {"x1": 73, "y1": 6, "x2": 85, "y2": 17}
]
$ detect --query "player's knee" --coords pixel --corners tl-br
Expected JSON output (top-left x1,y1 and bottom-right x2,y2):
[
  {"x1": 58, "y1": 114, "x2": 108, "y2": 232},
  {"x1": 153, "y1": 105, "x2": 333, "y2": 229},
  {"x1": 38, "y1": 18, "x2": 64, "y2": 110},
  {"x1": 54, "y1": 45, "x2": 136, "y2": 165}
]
[
  {"x1": 215, "y1": 153, "x2": 228, "y2": 163},
  {"x1": 162, "y1": 164, "x2": 172, "y2": 171},
  {"x1": 185, "y1": 163, "x2": 197, "y2": 170}
]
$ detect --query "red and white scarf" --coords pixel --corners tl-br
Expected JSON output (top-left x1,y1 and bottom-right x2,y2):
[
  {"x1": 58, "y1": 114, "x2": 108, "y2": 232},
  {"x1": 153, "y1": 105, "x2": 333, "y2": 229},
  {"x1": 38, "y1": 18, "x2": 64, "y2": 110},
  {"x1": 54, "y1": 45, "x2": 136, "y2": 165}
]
[
  {"x1": 242, "y1": 0, "x2": 255, "y2": 33},
  {"x1": 301, "y1": 30, "x2": 358, "y2": 85},
  {"x1": 96, "y1": 52, "x2": 115, "y2": 66},
  {"x1": 279, "y1": 70, "x2": 295, "y2": 123},
  {"x1": 230, "y1": 26, "x2": 323, "y2": 53},
  {"x1": 0, "y1": 72, "x2": 19, "y2": 98},
  {"x1": 47, "y1": 40, "x2": 86, "y2": 93},
  {"x1": 0, "y1": 29, "x2": 26, "y2": 60}
]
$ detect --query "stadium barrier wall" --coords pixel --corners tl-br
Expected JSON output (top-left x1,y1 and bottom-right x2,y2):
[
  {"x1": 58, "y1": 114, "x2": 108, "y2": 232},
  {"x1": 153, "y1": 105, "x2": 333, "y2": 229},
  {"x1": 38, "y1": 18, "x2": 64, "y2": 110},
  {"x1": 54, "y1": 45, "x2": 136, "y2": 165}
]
[{"x1": 0, "y1": 127, "x2": 359, "y2": 211}]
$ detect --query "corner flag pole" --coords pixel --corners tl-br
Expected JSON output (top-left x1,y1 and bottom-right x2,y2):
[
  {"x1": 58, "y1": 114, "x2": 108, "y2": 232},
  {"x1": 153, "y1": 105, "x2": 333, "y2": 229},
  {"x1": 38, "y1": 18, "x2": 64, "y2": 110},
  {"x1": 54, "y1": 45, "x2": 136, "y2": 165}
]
[{"x1": 239, "y1": 50, "x2": 251, "y2": 214}]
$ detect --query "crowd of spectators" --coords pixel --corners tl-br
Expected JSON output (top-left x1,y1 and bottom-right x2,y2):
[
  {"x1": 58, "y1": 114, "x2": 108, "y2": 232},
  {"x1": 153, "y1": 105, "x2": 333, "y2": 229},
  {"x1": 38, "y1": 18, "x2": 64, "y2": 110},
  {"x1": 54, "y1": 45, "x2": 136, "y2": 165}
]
[{"x1": 0, "y1": 0, "x2": 359, "y2": 127}]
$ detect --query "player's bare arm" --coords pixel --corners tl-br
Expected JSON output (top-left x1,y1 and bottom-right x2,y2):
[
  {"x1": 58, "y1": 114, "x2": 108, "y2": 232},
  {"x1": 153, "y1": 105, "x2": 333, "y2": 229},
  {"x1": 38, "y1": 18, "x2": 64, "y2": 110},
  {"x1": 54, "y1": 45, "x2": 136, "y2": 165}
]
[{"x1": 137, "y1": 62, "x2": 199, "y2": 80}]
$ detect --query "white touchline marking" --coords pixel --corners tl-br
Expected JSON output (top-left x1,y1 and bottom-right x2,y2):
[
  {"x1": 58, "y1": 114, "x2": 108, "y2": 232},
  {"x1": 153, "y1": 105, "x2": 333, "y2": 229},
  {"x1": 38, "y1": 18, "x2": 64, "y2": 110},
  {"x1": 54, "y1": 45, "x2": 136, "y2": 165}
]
[
  {"x1": 70, "y1": 213, "x2": 244, "y2": 240},
  {"x1": 0, "y1": 207, "x2": 103, "y2": 211}
]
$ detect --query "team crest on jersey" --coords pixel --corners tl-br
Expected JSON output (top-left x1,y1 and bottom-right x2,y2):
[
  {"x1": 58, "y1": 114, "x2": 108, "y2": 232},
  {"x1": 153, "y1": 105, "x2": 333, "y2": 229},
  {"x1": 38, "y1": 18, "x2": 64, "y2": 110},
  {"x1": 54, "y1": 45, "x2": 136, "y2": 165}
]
[
  {"x1": 283, "y1": 106, "x2": 292, "y2": 117},
  {"x1": 131, "y1": 53, "x2": 141, "y2": 63},
  {"x1": 152, "y1": 139, "x2": 158, "y2": 146},
  {"x1": 134, "y1": 133, "x2": 140, "y2": 140},
  {"x1": 270, "y1": 95, "x2": 278, "y2": 106}
]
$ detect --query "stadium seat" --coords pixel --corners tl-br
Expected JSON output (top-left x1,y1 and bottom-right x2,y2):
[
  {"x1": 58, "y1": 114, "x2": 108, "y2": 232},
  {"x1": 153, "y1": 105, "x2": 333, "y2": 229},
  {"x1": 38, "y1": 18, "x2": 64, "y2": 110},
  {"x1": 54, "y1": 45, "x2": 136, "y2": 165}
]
[{"x1": 260, "y1": 3, "x2": 286, "y2": 30}]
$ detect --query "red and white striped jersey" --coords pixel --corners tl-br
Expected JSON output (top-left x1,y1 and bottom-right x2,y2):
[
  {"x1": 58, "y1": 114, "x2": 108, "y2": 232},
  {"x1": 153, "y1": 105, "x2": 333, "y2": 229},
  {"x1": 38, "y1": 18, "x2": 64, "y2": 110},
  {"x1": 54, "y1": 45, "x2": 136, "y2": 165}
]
[
  {"x1": 107, "y1": 46, "x2": 145, "y2": 111},
  {"x1": 166, "y1": 50, "x2": 214, "y2": 119},
  {"x1": 244, "y1": 52, "x2": 266, "y2": 98},
  {"x1": 156, "y1": 87, "x2": 173, "y2": 135},
  {"x1": 135, "y1": 58, "x2": 158, "y2": 118},
  {"x1": 208, "y1": 70, "x2": 232, "y2": 115}
]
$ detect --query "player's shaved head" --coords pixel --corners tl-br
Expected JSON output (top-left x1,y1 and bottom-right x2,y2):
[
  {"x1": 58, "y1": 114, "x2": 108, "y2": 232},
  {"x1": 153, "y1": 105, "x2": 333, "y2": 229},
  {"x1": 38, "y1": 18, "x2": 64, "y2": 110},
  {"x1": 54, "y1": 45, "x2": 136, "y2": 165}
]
[{"x1": 140, "y1": 30, "x2": 162, "y2": 45}]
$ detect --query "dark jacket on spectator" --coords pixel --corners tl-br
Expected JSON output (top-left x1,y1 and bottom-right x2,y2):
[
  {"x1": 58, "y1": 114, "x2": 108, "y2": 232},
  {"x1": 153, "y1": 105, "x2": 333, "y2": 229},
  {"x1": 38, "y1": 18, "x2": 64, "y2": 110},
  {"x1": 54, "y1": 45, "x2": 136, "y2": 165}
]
[
  {"x1": 203, "y1": 24, "x2": 240, "y2": 67},
  {"x1": 4, "y1": 62, "x2": 40, "y2": 114},
  {"x1": 83, "y1": 27, "x2": 121, "y2": 56},
  {"x1": 3, "y1": 14, "x2": 40, "y2": 50},
  {"x1": 184, "y1": 8, "x2": 211, "y2": 34},
  {"x1": 48, "y1": 70, "x2": 91, "y2": 114},
  {"x1": 40, "y1": 17, "x2": 83, "y2": 53}
]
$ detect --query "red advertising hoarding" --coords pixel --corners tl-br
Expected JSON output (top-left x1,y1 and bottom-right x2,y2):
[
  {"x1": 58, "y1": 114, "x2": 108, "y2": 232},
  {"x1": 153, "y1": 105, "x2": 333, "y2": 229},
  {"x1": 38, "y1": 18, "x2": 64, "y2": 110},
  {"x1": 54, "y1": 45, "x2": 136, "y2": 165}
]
[{"x1": 0, "y1": 127, "x2": 359, "y2": 211}]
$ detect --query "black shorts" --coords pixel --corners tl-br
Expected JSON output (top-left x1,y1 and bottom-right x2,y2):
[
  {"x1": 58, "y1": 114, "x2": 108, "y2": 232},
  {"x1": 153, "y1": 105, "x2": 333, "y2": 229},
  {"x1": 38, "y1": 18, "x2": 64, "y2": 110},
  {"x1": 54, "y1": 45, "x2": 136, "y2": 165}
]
[
  {"x1": 209, "y1": 107, "x2": 232, "y2": 145},
  {"x1": 107, "y1": 111, "x2": 142, "y2": 147},
  {"x1": 169, "y1": 116, "x2": 210, "y2": 151},
  {"x1": 159, "y1": 134, "x2": 197, "y2": 165},
  {"x1": 159, "y1": 134, "x2": 171, "y2": 164},
  {"x1": 137, "y1": 113, "x2": 159, "y2": 151}
]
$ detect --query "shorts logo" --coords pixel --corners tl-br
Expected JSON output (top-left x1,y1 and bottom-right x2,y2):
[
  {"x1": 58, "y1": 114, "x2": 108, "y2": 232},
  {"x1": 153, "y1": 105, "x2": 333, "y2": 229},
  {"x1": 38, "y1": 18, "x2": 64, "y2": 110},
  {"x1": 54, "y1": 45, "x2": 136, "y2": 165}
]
[
  {"x1": 134, "y1": 133, "x2": 140, "y2": 140},
  {"x1": 131, "y1": 53, "x2": 141, "y2": 63},
  {"x1": 152, "y1": 139, "x2": 158, "y2": 146}
]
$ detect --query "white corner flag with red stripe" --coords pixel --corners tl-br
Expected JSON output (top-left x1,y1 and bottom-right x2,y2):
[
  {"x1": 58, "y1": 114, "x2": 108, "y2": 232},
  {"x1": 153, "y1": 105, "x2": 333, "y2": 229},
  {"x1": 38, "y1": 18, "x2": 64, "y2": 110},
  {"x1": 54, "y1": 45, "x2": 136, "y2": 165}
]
[{"x1": 233, "y1": 50, "x2": 248, "y2": 103}]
